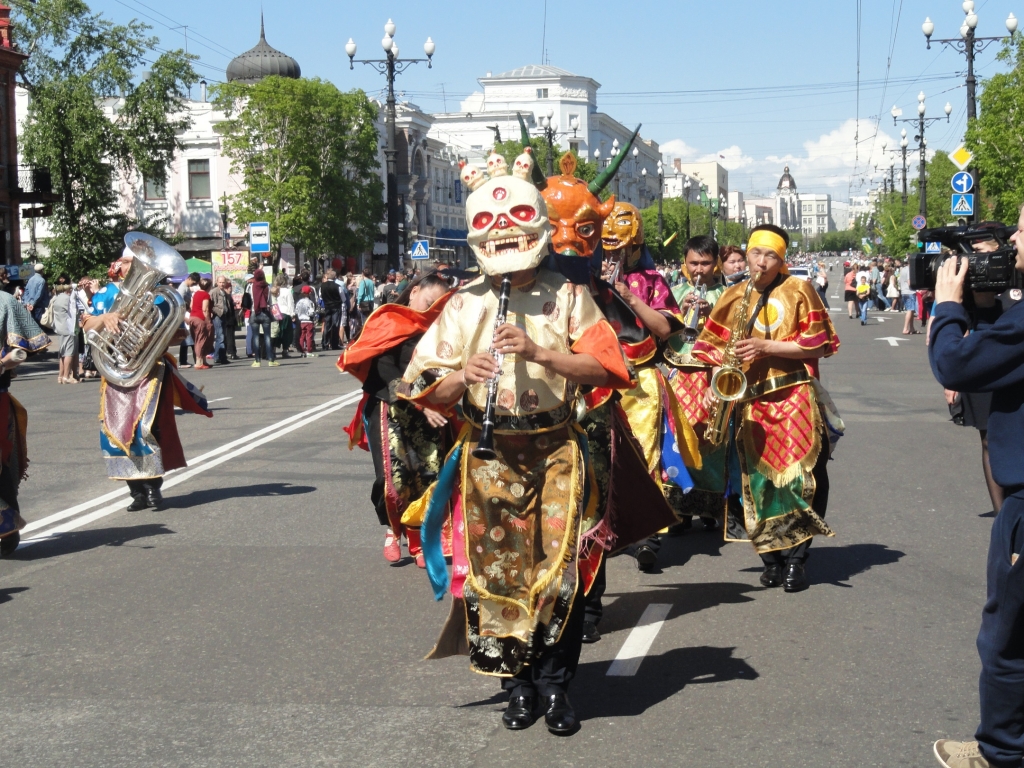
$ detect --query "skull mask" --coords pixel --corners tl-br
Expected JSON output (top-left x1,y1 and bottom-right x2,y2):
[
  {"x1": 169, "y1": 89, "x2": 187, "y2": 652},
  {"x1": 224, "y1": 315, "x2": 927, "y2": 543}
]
[{"x1": 463, "y1": 149, "x2": 551, "y2": 276}]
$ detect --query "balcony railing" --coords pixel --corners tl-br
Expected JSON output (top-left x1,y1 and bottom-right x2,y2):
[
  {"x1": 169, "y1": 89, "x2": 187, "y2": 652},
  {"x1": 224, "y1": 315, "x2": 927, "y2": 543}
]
[{"x1": 11, "y1": 166, "x2": 53, "y2": 195}]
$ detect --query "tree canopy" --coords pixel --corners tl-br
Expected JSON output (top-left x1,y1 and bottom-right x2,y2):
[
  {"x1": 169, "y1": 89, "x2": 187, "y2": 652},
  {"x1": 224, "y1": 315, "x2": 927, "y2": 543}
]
[
  {"x1": 493, "y1": 137, "x2": 598, "y2": 184},
  {"x1": 15, "y1": 0, "x2": 197, "y2": 278},
  {"x1": 966, "y1": 35, "x2": 1024, "y2": 223},
  {"x1": 213, "y1": 77, "x2": 383, "y2": 271}
]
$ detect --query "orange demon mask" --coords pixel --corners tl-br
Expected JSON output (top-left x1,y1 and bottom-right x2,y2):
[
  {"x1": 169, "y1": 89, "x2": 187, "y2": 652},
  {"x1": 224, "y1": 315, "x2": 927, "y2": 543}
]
[{"x1": 541, "y1": 153, "x2": 617, "y2": 259}]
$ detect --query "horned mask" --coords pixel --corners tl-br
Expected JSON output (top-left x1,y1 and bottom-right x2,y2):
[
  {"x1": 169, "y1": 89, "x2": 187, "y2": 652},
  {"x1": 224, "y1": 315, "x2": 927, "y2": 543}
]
[{"x1": 601, "y1": 202, "x2": 645, "y2": 269}]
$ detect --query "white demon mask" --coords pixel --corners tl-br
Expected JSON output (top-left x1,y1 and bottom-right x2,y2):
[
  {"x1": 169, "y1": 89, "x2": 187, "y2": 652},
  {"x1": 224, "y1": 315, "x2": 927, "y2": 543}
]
[{"x1": 463, "y1": 148, "x2": 551, "y2": 276}]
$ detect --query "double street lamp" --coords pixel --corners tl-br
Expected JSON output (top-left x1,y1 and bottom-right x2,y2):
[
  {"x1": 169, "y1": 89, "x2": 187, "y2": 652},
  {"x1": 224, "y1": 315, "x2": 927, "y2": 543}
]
[
  {"x1": 347, "y1": 20, "x2": 435, "y2": 272},
  {"x1": 881, "y1": 130, "x2": 910, "y2": 215},
  {"x1": 536, "y1": 108, "x2": 580, "y2": 176},
  {"x1": 891, "y1": 92, "x2": 951, "y2": 218},
  {"x1": 922, "y1": 2, "x2": 1017, "y2": 211}
]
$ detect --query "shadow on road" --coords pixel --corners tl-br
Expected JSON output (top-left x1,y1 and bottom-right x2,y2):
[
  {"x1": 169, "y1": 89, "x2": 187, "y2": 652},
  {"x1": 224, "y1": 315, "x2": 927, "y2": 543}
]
[
  {"x1": 14, "y1": 523, "x2": 175, "y2": 561},
  {"x1": 164, "y1": 482, "x2": 317, "y2": 508},
  {"x1": 575, "y1": 645, "x2": 758, "y2": 721},
  {"x1": 656, "y1": 528, "x2": 730, "y2": 572},
  {"x1": 600, "y1": 581, "x2": 758, "y2": 635},
  {"x1": 0, "y1": 586, "x2": 29, "y2": 606},
  {"x1": 804, "y1": 542, "x2": 905, "y2": 587}
]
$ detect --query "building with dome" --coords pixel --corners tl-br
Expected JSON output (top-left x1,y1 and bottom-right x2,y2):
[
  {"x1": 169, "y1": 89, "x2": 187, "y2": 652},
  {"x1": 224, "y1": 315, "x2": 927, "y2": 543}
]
[
  {"x1": 226, "y1": 17, "x2": 301, "y2": 84},
  {"x1": 743, "y1": 166, "x2": 837, "y2": 239}
]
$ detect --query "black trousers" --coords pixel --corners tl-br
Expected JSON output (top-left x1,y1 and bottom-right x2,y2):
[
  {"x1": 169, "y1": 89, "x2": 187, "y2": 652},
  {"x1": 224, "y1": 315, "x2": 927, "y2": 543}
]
[
  {"x1": 975, "y1": 489, "x2": 1024, "y2": 767},
  {"x1": 222, "y1": 320, "x2": 238, "y2": 360},
  {"x1": 759, "y1": 434, "x2": 831, "y2": 568},
  {"x1": 321, "y1": 309, "x2": 344, "y2": 351},
  {"x1": 126, "y1": 477, "x2": 163, "y2": 499},
  {"x1": 501, "y1": 590, "x2": 585, "y2": 699},
  {"x1": 583, "y1": 557, "x2": 607, "y2": 625},
  {"x1": 364, "y1": 397, "x2": 390, "y2": 527}
]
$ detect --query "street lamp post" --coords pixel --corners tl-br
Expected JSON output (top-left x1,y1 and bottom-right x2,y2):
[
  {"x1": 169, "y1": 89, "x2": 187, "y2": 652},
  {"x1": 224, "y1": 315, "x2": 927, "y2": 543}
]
[
  {"x1": 891, "y1": 92, "x2": 951, "y2": 218},
  {"x1": 656, "y1": 160, "x2": 664, "y2": 240},
  {"x1": 347, "y1": 20, "x2": 435, "y2": 273},
  {"x1": 683, "y1": 177, "x2": 691, "y2": 240},
  {"x1": 538, "y1": 112, "x2": 580, "y2": 176},
  {"x1": 922, "y1": 3, "x2": 1017, "y2": 211}
]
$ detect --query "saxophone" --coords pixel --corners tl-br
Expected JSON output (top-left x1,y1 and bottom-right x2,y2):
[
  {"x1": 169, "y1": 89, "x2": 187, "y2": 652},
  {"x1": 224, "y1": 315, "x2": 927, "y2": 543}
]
[{"x1": 704, "y1": 278, "x2": 756, "y2": 447}]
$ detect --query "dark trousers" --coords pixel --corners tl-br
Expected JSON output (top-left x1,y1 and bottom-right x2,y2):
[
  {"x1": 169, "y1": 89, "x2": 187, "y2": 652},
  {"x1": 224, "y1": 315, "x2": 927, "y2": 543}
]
[
  {"x1": 364, "y1": 397, "x2": 391, "y2": 528},
  {"x1": 178, "y1": 340, "x2": 195, "y2": 366},
  {"x1": 975, "y1": 490, "x2": 1024, "y2": 768},
  {"x1": 223, "y1": 319, "x2": 237, "y2": 358},
  {"x1": 321, "y1": 309, "x2": 344, "y2": 351},
  {"x1": 251, "y1": 312, "x2": 275, "y2": 362},
  {"x1": 501, "y1": 590, "x2": 585, "y2": 699},
  {"x1": 583, "y1": 557, "x2": 607, "y2": 625},
  {"x1": 212, "y1": 316, "x2": 226, "y2": 362},
  {"x1": 759, "y1": 432, "x2": 831, "y2": 569},
  {"x1": 126, "y1": 477, "x2": 163, "y2": 500}
]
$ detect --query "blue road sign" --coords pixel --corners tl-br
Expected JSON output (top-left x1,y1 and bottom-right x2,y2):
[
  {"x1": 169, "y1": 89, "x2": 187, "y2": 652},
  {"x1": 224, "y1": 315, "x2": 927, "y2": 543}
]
[
  {"x1": 249, "y1": 222, "x2": 271, "y2": 253},
  {"x1": 912, "y1": 215, "x2": 927, "y2": 230},
  {"x1": 410, "y1": 239, "x2": 430, "y2": 260},
  {"x1": 925, "y1": 241, "x2": 942, "y2": 254},
  {"x1": 951, "y1": 171, "x2": 974, "y2": 194},
  {"x1": 951, "y1": 194, "x2": 975, "y2": 216}
]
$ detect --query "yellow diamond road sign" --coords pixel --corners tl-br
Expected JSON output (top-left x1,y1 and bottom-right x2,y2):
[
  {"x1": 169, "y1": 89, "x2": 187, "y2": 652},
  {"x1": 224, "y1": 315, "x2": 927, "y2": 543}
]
[{"x1": 950, "y1": 145, "x2": 974, "y2": 171}]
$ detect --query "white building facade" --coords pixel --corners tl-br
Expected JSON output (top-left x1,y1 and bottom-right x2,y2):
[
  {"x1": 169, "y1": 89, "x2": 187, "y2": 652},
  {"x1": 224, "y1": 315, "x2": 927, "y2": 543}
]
[{"x1": 427, "y1": 64, "x2": 661, "y2": 210}]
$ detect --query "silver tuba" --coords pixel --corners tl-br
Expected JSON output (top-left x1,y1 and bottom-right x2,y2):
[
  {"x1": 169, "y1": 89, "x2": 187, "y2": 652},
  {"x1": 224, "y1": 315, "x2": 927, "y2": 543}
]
[{"x1": 87, "y1": 232, "x2": 188, "y2": 387}]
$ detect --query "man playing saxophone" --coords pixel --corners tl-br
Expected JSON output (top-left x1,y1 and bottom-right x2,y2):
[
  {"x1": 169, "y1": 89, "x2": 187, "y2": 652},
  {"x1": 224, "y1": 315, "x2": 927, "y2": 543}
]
[
  {"x1": 81, "y1": 241, "x2": 212, "y2": 512},
  {"x1": 692, "y1": 224, "x2": 843, "y2": 593}
]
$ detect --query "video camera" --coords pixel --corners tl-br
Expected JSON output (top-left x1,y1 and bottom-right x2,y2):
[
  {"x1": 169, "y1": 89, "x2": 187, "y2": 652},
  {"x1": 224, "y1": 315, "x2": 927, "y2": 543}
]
[{"x1": 909, "y1": 224, "x2": 1018, "y2": 292}]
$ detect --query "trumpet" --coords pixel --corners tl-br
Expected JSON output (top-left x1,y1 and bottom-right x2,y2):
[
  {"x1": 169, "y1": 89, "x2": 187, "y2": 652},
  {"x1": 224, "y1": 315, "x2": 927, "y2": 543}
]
[
  {"x1": 705, "y1": 278, "x2": 755, "y2": 447},
  {"x1": 681, "y1": 283, "x2": 707, "y2": 341}
]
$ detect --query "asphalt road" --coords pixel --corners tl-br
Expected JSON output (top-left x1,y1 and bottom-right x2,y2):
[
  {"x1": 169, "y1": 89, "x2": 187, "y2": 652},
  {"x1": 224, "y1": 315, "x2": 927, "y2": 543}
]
[{"x1": 0, "y1": 310, "x2": 996, "y2": 768}]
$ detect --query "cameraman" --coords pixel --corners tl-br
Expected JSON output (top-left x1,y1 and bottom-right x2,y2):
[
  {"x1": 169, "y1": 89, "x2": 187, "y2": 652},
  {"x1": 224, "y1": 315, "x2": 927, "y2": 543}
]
[
  {"x1": 943, "y1": 228, "x2": 1013, "y2": 518},
  {"x1": 928, "y1": 205, "x2": 1024, "y2": 768}
]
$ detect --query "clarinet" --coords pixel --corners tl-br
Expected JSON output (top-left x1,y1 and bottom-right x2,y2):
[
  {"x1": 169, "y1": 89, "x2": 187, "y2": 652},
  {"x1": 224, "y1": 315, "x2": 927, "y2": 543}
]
[{"x1": 472, "y1": 275, "x2": 513, "y2": 460}]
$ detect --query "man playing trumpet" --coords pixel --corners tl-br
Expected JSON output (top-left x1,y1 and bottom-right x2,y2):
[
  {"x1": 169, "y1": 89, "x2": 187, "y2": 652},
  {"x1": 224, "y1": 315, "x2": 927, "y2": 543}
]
[{"x1": 692, "y1": 224, "x2": 843, "y2": 592}]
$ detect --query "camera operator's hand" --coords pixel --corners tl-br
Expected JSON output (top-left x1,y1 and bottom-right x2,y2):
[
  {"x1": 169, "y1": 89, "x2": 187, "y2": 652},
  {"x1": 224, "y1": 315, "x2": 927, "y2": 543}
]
[{"x1": 934, "y1": 256, "x2": 968, "y2": 306}]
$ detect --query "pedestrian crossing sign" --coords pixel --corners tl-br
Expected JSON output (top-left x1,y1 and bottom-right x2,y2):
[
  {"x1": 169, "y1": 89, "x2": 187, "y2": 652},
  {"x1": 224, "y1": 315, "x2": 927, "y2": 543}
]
[
  {"x1": 951, "y1": 194, "x2": 975, "y2": 216},
  {"x1": 925, "y1": 241, "x2": 941, "y2": 253},
  {"x1": 410, "y1": 239, "x2": 430, "y2": 260}
]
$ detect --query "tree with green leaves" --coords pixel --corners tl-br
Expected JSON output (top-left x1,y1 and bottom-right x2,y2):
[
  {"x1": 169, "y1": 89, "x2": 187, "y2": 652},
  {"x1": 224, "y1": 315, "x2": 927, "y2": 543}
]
[
  {"x1": 492, "y1": 136, "x2": 598, "y2": 185},
  {"x1": 966, "y1": 35, "x2": 1024, "y2": 223},
  {"x1": 213, "y1": 76, "x2": 383, "y2": 273},
  {"x1": 15, "y1": 0, "x2": 196, "y2": 277}
]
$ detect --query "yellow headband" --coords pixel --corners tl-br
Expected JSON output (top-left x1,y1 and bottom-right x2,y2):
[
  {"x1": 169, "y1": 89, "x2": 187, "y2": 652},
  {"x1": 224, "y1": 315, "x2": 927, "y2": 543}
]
[{"x1": 747, "y1": 230, "x2": 788, "y2": 257}]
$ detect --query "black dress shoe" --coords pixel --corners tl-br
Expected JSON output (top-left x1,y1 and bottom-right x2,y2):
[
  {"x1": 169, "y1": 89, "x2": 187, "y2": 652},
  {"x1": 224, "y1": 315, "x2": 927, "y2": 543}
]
[
  {"x1": 0, "y1": 531, "x2": 19, "y2": 557},
  {"x1": 760, "y1": 564, "x2": 783, "y2": 588},
  {"x1": 581, "y1": 620, "x2": 601, "y2": 644},
  {"x1": 700, "y1": 515, "x2": 719, "y2": 532},
  {"x1": 501, "y1": 695, "x2": 536, "y2": 730},
  {"x1": 634, "y1": 544, "x2": 657, "y2": 572},
  {"x1": 127, "y1": 496, "x2": 148, "y2": 512},
  {"x1": 783, "y1": 562, "x2": 809, "y2": 592},
  {"x1": 145, "y1": 487, "x2": 163, "y2": 510},
  {"x1": 543, "y1": 693, "x2": 577, "y2": 735}
]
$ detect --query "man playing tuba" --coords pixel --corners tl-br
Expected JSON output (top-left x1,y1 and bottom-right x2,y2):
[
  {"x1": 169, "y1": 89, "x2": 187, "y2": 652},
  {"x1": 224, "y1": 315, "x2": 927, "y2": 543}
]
[
  {"x1": 81, "y1": 237, "x2": 212, "y2": 511},
  {"x1": 692, "y1": 224, "x2": 843, "y2": 592}
]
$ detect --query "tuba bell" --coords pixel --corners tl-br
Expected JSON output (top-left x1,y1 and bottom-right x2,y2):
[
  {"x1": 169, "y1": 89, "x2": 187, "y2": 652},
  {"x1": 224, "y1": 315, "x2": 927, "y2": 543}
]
[{"x1": 87, "y1": 232, "x2": 188, "y2": 388}]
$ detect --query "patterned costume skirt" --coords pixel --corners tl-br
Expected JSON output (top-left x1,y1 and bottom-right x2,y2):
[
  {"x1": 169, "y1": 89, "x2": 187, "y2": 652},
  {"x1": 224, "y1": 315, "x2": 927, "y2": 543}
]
[
  {"x1": 99, "y1": 359, "x2": 209, "y2": 480},
  {"x1": 364, "y1": 397, "x2": 444, "y2": 533},
  {"x1": 733, "y1": 382, "x2": 836, "y2": 554},
  {"x1": 0, "y1": 391, "x2": 28, "y2": 540},
  {"x1": 666, "y1": 366, "x2": 728, "y2": 520}
]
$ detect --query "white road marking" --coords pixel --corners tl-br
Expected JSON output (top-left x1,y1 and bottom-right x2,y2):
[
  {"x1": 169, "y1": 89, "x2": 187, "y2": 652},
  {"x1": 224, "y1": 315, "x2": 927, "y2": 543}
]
[
  {"x1": 21, "y1": 389, "x2": 363, "y2": 542},
  {"x1": 606, "y1": 603, "x2": 672, "y2": 676},
  {"x1": 875, "y1": 336, "x2": 906, "y2": 347},
  {"x1": 18, "y1": 371, "x2": 59, "y2": 378}
]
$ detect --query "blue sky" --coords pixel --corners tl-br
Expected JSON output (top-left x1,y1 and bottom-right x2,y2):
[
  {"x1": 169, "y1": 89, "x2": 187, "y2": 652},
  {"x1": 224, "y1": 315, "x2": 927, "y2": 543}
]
[{"x1": 92, "y1": 0, "x2": 1020, "y2": 201}]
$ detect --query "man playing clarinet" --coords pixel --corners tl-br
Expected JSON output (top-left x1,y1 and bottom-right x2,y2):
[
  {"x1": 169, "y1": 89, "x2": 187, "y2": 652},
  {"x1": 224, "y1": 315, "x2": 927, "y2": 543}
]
[{"x1": 398, "y1": 149, "x2": 632, "y2": 736}]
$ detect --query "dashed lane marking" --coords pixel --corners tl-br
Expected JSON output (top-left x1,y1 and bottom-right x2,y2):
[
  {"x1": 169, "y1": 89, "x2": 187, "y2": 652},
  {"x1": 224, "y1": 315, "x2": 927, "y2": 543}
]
[{"x1": 607, "y1": 603, "x2": 672, "y2": 676}]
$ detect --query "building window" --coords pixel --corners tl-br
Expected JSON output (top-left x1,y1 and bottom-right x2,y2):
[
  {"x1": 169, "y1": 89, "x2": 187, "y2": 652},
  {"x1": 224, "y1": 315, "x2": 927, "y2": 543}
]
[
  {"x1": 145, "y1": 177, "x2": 166, "y2": 200},
  {"x1": 536, "y1": 88, "x2": 548, "y2": 99},
  {"x1": 817, "y1": 204, "x2": 825, "y2": 213},
  {"x1": 569, "y1": 140, "x2": 579, "y2": 154},
  {"x1": 188, "y1": 159, "x2": 211, "y2": 199}
]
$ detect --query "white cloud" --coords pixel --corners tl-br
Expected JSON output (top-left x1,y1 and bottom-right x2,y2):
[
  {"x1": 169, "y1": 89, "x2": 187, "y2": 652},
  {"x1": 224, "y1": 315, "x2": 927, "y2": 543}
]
[{"x1": 661, "y1": 118, "x2": 901, "y2": 199}]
